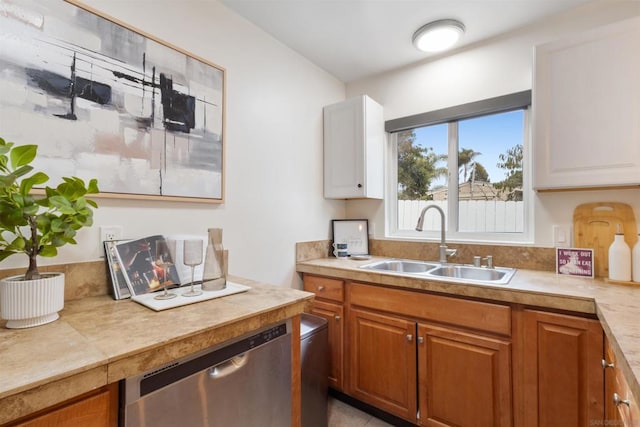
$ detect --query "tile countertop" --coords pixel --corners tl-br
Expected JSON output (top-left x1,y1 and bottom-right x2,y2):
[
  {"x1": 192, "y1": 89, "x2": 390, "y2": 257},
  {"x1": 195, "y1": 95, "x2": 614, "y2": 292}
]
[
  {"x1": 296, "y1": 256, "x2": 640, "y2": 407},
  {"x1": 0, "y1": 276, "x2": 314, "y2": 425}
]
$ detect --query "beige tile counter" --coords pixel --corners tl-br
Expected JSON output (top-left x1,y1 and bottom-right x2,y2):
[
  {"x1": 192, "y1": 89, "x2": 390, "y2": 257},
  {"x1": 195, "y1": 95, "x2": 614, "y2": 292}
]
[
  {"x1": 296, "y1": 256, "x2": 640, "y2": 408},
  {"x1": 0, "y1": 276, "x2": 314, "y2": 425}
]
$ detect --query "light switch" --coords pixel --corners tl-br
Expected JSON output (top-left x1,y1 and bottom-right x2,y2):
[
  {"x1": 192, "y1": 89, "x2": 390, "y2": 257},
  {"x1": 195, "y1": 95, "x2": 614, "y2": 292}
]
[{"x1": 553, "y1": 225, "x2": 572, "y2": 247}]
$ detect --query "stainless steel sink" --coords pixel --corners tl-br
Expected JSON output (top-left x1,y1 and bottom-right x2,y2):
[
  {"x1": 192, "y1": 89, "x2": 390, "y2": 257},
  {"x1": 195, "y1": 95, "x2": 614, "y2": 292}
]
[
  {"x1": 359, "y1": 259, "x2": 516, "y2": 285},
  {"x1": 360, "y1": 259, "x2": 440, "y2": 273},
  {"x1": 428, "y1": 265, "x2": 513, "y2": 283}
]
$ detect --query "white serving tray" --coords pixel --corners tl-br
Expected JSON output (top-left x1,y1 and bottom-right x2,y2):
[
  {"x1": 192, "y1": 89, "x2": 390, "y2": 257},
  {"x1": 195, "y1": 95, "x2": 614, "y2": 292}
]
[{"x1": 131, "y1": 281, "x2": 250, "y2": 311}]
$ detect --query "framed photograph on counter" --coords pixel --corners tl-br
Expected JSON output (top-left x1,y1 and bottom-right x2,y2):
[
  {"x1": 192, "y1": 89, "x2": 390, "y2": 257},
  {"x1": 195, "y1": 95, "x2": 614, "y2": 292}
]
[
  {"x1": 104, "y1": 240, "x2": 132, "y2": 300},
  {"x1": 332, "y1": 219, "x2": 369, "y2": 256},
  {"x1": 556, "y1": 248, "x2": 594, "y2": 278}
]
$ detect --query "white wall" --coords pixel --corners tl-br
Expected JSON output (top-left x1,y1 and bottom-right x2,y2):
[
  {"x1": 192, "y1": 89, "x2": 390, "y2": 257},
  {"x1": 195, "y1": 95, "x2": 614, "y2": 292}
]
[
  {"x1": 346, "y1": 0, "x2": 640, "y2": 247},
  {"x1": 2, "y1": 0, "x2": 347, "y2": 288}
]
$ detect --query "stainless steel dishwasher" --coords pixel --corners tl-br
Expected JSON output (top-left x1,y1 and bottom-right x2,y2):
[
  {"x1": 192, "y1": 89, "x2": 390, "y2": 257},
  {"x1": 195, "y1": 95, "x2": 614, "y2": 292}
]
[{"x1": 122, "y1": 321, "x2": 292, "y2": 427}]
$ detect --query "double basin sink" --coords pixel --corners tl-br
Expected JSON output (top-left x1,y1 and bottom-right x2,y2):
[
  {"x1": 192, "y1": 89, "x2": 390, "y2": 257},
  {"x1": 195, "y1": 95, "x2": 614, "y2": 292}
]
[{"x1": 359, "y1": 259, "x2": 516, "y2": 285}]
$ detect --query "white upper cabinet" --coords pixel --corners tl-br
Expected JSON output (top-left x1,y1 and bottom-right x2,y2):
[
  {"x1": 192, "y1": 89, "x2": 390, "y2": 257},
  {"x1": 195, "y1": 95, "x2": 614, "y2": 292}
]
[
  {"x1": 533, "y1": 17, "x2": 640, "y2": 190},
  {"x1": 323, "y1": 95, "x2": 384, "y2": 199}
]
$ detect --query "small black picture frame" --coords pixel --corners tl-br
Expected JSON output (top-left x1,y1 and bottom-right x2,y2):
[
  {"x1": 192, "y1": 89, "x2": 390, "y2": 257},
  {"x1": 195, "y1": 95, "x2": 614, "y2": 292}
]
[{"x1": 331, "y1": 219, "x2": 369, "y2": 256}]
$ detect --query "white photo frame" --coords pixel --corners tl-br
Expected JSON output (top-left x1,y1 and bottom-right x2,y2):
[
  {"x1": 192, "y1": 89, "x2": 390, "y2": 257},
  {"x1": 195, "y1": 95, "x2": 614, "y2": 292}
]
[{"x1": 332, "y1": 219, "x2": 369, "y2": 256}]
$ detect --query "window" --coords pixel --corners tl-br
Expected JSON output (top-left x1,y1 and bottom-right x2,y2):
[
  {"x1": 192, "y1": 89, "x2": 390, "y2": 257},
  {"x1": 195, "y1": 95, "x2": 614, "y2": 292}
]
[{"x1": 386, "y1": 91, "x2": 532, "y2": 243}]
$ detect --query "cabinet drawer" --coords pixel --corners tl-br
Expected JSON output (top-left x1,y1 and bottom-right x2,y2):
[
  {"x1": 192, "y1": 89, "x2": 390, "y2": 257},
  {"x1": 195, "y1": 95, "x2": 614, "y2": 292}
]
[
  {"x1": 303, "y1": 275, "x2": 344, "y2": 302},
  {"x1": 348, "y1": 282, "x2": 511, "y2": 336}
]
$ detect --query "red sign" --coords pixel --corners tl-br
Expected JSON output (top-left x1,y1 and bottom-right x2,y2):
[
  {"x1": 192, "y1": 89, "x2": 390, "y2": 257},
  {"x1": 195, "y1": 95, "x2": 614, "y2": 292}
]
[{"x1": 556, "y1": 248, "x2": 594, "y2": 278}]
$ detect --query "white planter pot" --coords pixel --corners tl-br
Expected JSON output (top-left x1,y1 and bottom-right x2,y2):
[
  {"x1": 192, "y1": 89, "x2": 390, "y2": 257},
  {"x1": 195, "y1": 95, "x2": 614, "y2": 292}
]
[{"x1": 0, "y1": 273, "x2": 65, "y2": 329}]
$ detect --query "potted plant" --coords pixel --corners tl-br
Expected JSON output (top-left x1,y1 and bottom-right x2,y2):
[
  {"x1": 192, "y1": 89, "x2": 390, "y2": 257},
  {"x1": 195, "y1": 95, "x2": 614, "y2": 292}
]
[{"x1": 0, "y1": 137, "x2": 98, "y2": 328}]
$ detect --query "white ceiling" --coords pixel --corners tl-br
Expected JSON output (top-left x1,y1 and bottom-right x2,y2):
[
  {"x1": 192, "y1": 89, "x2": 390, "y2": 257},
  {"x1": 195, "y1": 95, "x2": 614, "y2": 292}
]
[{"x1": 221, "y1": 0, "x2": 593, "y2": 82}]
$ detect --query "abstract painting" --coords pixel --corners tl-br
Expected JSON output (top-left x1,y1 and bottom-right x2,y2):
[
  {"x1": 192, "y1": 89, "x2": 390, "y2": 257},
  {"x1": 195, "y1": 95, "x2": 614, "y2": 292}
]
[{"x1": 0, "y1": 0, "x2": 225, "y2": 201}]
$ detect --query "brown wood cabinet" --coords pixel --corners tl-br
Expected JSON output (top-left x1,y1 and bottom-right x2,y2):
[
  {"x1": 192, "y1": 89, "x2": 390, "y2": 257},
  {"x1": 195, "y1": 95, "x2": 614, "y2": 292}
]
[
  {"x1": 303, "y1": 274, "x2": 345, "y2": 390},
  {"x1": 603, "y1": 338, "x2": 640, "y2": 426},
  {"x1": 348, "y1": 307, "x2": 418, "y2": 422},
  {"x1": 418, "y1": 323, "x2": 512, "y2": 426},
  {"x1": 302, "y1": 272, "x2": 627, "y2": 427},
  {"x1": 7, "y1": 384, "x2": 118, "y2": 427},
  {"x1": 347, "y1": 282, "x2": 512, "y2": 425},
  {"x1": 522, "y1": 309, "x2": 604, "y2": 427}
]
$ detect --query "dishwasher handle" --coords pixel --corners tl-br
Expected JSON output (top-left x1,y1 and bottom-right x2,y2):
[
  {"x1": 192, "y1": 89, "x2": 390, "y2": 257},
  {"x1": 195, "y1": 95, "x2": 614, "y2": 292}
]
[{"x1": 208, "y1": 353, "x2": 249, "y2": 379}]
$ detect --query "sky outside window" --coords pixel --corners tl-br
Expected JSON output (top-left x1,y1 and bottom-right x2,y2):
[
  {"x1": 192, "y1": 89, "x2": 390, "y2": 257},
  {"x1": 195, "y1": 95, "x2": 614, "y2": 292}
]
[{"x1": 414, "y1": 110, "x2": 524, "y2": 189}]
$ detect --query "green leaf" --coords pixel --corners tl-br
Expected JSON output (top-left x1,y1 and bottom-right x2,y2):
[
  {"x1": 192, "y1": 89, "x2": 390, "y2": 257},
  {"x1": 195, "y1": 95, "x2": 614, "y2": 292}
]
[
  {"x1": 35, "y1": 214, "x2": 51, "y2": 228},
  {"x1": 50, "y1": 217, "x2": 65, "y2": 232},
  {"x1": 12, "y1": 193, "x2": 25, "y2": 207},
  {"x1": 0, "y1": 175, "x2": 15, "y2": 188},
  {"x1": 87, "y1": 179, "x2": 99, "y2": 194},
  {"x1": 48, "y1": 195, "x2": 75, "y2": 214},
  {"x1": 0, "y1": 137, "x2": 10, "y2": 152},
  {"x1": 75, "y1": 197, "x2": 87, "y2": 210},
  {"x1": 11, "y1": 164, "x2": 35, "y2": 180},
  {"x1": 39, "y1": 245, "x2": 57, "y2": 257},
  {"x1": 0, "y1": 210, "x2": 27, "y2": 227},
  {"x1": 0, "y1": 250, "x2": 17, "y2": 262},
  {"x1": 51, "y1": 234, "x2": 68, "y2": 247},
  {"x1": 7, "y1": 236, "x2": 26, "y2": 251},
  {"x1": 44, "y1": 186, "x2": 56, "y2": 198},
  {"x1": 20, "y1": 172, "x2": 49, "y2": 194},
  {"x1": 63, "y1": 227, "x2": 77, "y2": 239},
  {"x1": 21, "y1": 203, "x2": 39, "y2": 216},
  {"x1": 10, "y1": 145, "x2": 37, "y2": 169}
]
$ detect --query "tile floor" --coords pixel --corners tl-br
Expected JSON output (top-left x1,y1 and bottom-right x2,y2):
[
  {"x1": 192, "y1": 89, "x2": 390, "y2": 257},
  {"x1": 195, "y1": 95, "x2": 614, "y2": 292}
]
[{"x1": 328, "y1": 397, "x2": 393, "y2": 427}]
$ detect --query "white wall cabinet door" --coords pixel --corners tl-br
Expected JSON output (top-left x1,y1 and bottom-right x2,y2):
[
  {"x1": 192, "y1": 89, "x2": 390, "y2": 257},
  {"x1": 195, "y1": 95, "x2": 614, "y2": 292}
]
[
  {"x1": 323, "y1": 95, "x2": 384, "y2": 199},
  {"x1": 533, "y1": 17, "x2": 640, "y2": 190}
]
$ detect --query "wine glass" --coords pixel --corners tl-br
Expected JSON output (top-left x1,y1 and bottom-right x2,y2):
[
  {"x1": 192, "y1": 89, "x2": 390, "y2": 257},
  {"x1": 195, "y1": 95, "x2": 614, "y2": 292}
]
[
  {"x1": 154, "y1": 239, "x2": 177, "y2": 300},
  {"x1": 182, "y1": 239, "x2": 204, "y2": 297}
]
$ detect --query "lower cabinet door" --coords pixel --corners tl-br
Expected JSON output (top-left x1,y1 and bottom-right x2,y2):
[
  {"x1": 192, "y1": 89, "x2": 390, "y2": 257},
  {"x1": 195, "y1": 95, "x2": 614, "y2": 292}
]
[
  {"x1": 604, "y1": 337, "x2": 622, "y2": 424},
  {"x1": 311, "y1": 299, "x2": 344, "y2": 390},
  {"x1": 522, "y1": 309, "x2": 604, "y2": 427},
  {"x1": 604, "y1": 337, "x2": 640, "y2": 427},
  {"x1": 11, "y1": 384, "x2": 118, "y2": 427},
  {"x1": 417, "y1": 324, "x2": 512, "y2": 427},
  {"x1": 348, "y1": 308, "x2": 417, "y2": 422}
]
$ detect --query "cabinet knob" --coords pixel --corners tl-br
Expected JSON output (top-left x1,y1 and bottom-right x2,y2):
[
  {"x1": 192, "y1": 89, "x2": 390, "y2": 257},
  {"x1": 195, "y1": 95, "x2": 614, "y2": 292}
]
[
  {"x1": 613, "y1": 393, "x2": 630, "y2": 407},
  {"x1": 357, "y1": 183, "x2": 363, "y2": 188},
  {"x1": 417, "y1": 336, "x2": 424, "y2": 344},
  {"x1": 334, "y1": 315, "x2": 341, "y2": 321},
  {"x1": 317, "y1": 285, "x2": 324, "y2": 292},
  {"x1": 602, "y1": 359, "x2": 615, "y2": 369},
  {"x1": 406, "y1": 334, "x2": 413, "y2": 342}
]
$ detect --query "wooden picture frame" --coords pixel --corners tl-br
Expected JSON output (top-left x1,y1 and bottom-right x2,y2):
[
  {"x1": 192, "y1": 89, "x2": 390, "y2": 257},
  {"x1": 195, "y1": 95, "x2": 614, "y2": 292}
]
[{"x1": 0, "y1": 0, "x2": 225, "y2": 202}]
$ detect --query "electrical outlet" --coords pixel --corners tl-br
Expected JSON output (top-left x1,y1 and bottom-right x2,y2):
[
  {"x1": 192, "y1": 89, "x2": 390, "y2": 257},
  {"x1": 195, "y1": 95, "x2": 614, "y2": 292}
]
[{"x1": 99, "y1": 226, "x2": 123, "y2": 254}]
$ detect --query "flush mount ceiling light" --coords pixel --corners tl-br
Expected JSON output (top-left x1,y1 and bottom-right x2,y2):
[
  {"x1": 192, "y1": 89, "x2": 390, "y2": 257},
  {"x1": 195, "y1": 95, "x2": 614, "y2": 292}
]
[{"x1": 412, "y1": 19, "x2": 465, "y2": 53}]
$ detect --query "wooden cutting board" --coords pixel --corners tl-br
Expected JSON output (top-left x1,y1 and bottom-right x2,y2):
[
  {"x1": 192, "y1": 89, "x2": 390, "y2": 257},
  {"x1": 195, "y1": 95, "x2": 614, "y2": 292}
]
[{"x1": 573, "y1": 202, "x2": 638, "y2": 278}]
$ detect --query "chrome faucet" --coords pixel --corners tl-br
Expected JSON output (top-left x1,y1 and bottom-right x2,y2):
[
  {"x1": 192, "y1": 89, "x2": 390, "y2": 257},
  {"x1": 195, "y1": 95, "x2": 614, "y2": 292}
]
[
  {"x1": 473, "y1": 255, "x2": 494, "y2": 269},
  {"x1": 415, "y1": 205, "x2": 456, "y2": 264}
]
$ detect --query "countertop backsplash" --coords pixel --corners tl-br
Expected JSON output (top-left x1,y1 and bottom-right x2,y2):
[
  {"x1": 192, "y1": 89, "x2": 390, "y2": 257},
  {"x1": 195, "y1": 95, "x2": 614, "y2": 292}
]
[
  {"x1": 296, "y1": 239, "x2": 556, "y2": 272},
  {"x1": 0, "y1": 260, "x2": 110, "y2": 301}
]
